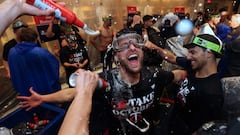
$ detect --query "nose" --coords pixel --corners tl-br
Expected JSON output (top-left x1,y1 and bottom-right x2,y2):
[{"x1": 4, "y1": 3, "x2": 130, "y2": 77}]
[{"x1": 128, "y1": 43, "x2": 137, "y2": 50}]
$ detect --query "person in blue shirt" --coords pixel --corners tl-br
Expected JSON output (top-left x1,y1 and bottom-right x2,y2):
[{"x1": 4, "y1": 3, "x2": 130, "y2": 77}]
[
  {"x1": 216, "y1": 7, "x2": 232, "y2": 44},
  {"x1": 8, "y1": 27, "x2": 61, "y2": 96}
]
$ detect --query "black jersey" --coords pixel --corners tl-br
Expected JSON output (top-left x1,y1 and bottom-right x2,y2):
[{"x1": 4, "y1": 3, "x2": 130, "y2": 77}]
[
  {"x1": 170, "y1": 57, "x2": 224, "y2": 134},
  {"x1": 90, "y1": 66, "x2": 174, "y2": 135},
  {"x1": 59, "y1": 44, "x2": 90, "y2": 84}
]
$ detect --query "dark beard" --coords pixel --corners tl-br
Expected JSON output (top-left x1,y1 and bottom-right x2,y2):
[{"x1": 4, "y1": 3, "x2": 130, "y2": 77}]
[
  {"x1": 111, "y1": 70, "x2": 133, "y2": 100},
  {"x1": 120, "y1": 61, "x2": 142, "y2": 74}
]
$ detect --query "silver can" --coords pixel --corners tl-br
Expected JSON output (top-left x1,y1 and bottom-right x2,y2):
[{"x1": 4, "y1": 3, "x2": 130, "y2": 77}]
[
  {"x1": 69, "y1": 72, "x2": 79, "y2": 87},
  {"x1": 0, "y1": 127, "x2": 12, "y2": 135},
  {"x1": 69, "y1": 72, "x2": 108, "y2": 89}
]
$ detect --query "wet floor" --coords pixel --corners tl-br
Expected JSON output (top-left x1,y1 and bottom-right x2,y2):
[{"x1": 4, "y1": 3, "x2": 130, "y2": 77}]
[{"x1": 0, "y1": 68, "x2": 19, "y2": 119}]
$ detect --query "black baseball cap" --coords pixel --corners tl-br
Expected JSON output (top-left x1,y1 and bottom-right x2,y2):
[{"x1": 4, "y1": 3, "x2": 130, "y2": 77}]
[
  {"x1": 12, "y1": 20, "x2": 28, "y2": 30},
  {"x1": 184, "y1": 34, "x2": 223, "y2": 58}
]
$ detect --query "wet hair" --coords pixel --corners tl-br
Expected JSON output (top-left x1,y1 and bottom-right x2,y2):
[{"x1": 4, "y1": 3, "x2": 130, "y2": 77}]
[
  {"x1": 116, "y1": 29, "x2": 139, "y2": 38},
  {"x1": 112, "y1": 29, "x2": 144, "y2": 52},
  {"x1": 19, "y1": 27, "x2": 38, "y2": 42}
]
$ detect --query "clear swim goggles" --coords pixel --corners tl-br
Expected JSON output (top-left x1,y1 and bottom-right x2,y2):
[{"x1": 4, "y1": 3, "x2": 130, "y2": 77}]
[{"x1": 112, "y1": 33, "x2": 145, "y2": 52}]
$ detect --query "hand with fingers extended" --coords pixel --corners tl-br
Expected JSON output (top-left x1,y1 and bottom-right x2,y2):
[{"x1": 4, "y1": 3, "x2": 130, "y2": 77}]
[{"x1": 17, "y1": 87, "x2": 43, "y2": 111}]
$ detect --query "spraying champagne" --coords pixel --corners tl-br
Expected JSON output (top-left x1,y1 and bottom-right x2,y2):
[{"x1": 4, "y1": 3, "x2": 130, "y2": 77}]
[{"x1": 26, "y1": 0, "x2": 99, "y2": 35}]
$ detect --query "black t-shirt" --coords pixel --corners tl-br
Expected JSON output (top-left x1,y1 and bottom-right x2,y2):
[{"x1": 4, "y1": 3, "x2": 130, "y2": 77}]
[
  {"x1": 89, "y1": 67, "x2": 174, "y2": 135},
  {"x1": 59, "y1": 44, "x2": 90, "y2": 79},
  {"x1": 2, "y1": 39, "x2": 17, "y2": 61},
  {"x1": 171, "y1": 57, "x2": 224, "y2": 134}
]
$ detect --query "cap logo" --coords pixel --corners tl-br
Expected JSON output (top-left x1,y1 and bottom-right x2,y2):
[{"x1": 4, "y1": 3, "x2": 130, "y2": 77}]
[
  {"x1": 196, "y1": 38, "x2": 206, "y2": 46},
  {"x1": 193, "y1": 36, "x2": 222, "y2": 54}
]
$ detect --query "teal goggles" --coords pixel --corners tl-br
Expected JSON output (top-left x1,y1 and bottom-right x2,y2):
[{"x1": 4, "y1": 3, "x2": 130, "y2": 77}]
[
  {"x1": 192, "y1": 36, "x2": 222, "y2": 54},
  {"x1": 112, "y1": 33, "x2": 144, "y2": 52}
]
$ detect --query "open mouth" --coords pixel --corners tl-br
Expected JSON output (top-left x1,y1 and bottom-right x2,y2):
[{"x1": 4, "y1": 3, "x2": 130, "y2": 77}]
[
  {"x1": 191, "y1": 60, "x2": 196, "y2": 65},
  {"x1": 128, "y1": 54, "x2": 138, "y2": 61}
]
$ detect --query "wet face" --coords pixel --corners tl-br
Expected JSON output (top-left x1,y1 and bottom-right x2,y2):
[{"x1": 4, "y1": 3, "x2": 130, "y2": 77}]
[
  {"x1": 115, "y1": 37, "x2": 144, "y2": 74},
  {"x1": 186, "y1": 46, "x2": 208, "y2": 70}
]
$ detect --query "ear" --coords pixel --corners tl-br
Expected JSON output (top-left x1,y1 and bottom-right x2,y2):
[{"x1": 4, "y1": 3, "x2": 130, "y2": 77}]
[{"x1": 206, "y1": 49, "x2": 214, "y2": 58}]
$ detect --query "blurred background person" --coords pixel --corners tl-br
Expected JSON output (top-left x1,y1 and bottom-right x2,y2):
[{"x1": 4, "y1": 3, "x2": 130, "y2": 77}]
[
  {"x1": 60, "y1": 33, "x2": 90, "y2": 88},
  {"x1": 134, "y1": 14, "x2": 165, "y2": 67},
  {"x1": 218, "y1": 14, "x2": 240, "y2": 78},
  {"x1": 193, "y1": 12, "x2": 205, "y2": 27},
  {"x1": 8, "y1": 27, "x2": 61, "y2": 96},
  {"x1": 127, "y1": 11, "x2": 142, "y2": 30},
  {"x1": 90, "y1": 15, "x2": 114, "y2": 70},
  {"x1": 45, "y1": 18, "x2": 67, "y2": 48},
  {"x1": 159, "y1": 12, "x2": 178, "y2": 40},
  {"x1": 216, "y1": 7, "x2": 232, "y2": 44},
  {"x1": 2, "y1": 20, "x2": 28, "y2": 79},
  {"x1": 196, "y1": 13, "x2": 221, "y2": 35}
]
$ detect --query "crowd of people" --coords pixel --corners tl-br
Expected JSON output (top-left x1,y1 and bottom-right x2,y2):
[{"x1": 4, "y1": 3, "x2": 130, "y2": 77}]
[{"x1": 1, "y1": 0, "x2": 240, "y2": 135}]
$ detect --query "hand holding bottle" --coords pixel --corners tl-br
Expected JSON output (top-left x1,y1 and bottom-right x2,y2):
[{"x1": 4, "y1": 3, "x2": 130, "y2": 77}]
[{"x1": 26, "y1": 0, "x2": 99, "y2": 35}]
